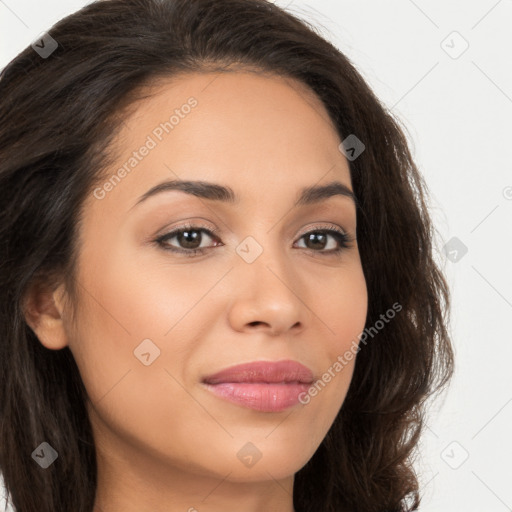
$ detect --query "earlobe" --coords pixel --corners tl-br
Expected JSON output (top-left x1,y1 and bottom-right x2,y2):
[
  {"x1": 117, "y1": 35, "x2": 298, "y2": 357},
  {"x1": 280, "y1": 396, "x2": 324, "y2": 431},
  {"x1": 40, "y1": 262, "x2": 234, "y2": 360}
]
[{"x1": 22, "y1": 280, "x2": 69, "y2": 350}]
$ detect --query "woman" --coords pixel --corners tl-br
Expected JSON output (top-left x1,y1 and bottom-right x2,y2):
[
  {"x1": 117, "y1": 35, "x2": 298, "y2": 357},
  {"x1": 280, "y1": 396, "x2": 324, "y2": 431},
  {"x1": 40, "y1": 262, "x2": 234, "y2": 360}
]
[{"x1": 0, "y1": 0, "x2": 454, "y2": 511}]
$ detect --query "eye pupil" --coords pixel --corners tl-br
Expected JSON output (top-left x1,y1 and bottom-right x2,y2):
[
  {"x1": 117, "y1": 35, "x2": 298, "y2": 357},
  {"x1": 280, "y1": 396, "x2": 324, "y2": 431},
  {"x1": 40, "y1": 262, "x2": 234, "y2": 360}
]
[
  {"x1": 178, "y1": 229, "x2": 201, "y2": 249},
  {"x1": 305, "y1": 232, "x2": 327, "y2": 250}
]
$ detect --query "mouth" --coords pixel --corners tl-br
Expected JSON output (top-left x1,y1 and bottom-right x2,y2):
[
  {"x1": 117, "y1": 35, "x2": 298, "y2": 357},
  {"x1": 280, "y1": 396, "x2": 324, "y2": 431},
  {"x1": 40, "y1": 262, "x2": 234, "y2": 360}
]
[{"x1": 202, "y1": 360, "x2": 315, "y2": 412}]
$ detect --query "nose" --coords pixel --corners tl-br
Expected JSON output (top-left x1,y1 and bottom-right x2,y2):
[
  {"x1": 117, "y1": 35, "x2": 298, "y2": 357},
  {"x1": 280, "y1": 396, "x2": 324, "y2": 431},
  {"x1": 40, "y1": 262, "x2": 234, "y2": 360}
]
[{"x1": 227, "y1": 247, "x2": 308, "y2": 336}]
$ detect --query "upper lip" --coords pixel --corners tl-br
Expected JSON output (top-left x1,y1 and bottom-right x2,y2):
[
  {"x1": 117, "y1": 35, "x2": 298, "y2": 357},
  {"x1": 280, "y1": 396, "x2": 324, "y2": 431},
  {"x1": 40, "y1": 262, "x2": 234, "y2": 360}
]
[{"x1": 202, "y1": 360, "x2": 315, "y2": 385}]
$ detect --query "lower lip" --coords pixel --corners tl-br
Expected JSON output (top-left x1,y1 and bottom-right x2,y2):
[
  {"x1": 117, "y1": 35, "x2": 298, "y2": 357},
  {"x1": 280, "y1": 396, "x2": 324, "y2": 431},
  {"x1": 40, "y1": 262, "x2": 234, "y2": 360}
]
[{"x1": 203, "y1": 382, "x2": 311, "y2": 412}]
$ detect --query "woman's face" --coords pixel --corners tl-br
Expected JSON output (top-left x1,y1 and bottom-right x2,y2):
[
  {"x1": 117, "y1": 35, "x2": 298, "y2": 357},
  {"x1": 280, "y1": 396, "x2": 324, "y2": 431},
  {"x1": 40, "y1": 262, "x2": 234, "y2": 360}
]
[{"x1": 50, "y1": 71, "x2": 367, "y2": 491}]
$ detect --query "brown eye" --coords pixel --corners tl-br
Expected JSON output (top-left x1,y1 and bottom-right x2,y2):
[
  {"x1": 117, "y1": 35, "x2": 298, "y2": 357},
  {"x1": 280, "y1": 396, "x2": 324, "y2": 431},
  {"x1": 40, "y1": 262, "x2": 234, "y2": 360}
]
[
  {"x1": 171, "y1": 229, "x2": 203, "y2": 250},
  {"x1": 295, "y1": 228, "x2": 351, "y2": 253},
  {"x1": 156, "y1": 225, "x2": 220, "y2": 254},
  {"x1": 155, "y1": 224, "x2": 351, "y2": 257}
]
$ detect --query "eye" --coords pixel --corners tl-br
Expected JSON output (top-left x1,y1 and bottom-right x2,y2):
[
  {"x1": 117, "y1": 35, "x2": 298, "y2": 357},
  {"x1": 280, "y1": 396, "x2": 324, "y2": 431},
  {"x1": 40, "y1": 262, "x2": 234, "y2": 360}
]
[
  {"x1": 154, "y1": 223, "x2": 353, "y2": 257},
  {"x1": 155, "y1": 223, "x2": 221, "y2": 256},
  {"x1": 294, "y1": 225, "x2": 352, "y2": 254}
]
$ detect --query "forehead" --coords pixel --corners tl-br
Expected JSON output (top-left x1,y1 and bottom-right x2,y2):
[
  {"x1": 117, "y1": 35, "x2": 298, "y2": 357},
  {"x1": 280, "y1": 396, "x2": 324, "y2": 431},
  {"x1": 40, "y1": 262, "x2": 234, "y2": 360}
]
[{"x1": 88, "y1": 70, "x2": 352, "y2": 214}]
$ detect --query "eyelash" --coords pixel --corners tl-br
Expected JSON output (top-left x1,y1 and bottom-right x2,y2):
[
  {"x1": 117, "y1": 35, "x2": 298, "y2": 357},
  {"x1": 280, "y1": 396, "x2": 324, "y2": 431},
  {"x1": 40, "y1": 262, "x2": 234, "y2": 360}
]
[{"x1": 154, "y1": 222, "x2": 353, "y2": 258}]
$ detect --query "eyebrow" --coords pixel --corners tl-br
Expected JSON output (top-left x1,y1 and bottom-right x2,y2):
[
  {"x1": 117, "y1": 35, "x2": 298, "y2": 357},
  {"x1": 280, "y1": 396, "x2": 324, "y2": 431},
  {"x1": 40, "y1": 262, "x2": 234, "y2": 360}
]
[{"x1": 131, "y1": 179, "x2": 357, "y2": 210}]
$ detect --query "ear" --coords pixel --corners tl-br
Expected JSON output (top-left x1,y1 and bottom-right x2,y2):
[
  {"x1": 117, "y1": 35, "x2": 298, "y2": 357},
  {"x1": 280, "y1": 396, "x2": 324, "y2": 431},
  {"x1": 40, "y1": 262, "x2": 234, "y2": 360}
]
[{"x1": 22, "y1": 279, "x2": 69, "y2": 350}]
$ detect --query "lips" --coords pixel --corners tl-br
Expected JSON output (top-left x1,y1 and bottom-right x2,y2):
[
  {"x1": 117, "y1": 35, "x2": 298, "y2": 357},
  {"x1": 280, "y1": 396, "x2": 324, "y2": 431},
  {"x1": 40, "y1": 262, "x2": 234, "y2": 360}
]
[
  {"x1": 202, "y1": 360, "x2": 315, "y2": 412},
  {"x1": 202, "y1": 360, "x2": 315, "y2": 385}
]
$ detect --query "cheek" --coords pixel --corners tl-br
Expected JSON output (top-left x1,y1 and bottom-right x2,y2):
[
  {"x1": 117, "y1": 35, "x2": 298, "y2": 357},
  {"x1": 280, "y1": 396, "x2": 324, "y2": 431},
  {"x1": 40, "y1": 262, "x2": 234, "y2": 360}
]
[
  {"x1": 320, "y1": 262, "x2": 368, "y2": 356},
  {"x1": 65, "y1": 251, "x2": 168, "y2": 407},
  {"x1": 302, "y1": 262, "x2": 367, "y2": 417},
  {"x1": 67, "y1": 264, "x2": 208, "y2": 465},
  {"x1": 66, "y1": 242, "x2": 224, "y2": 419}
]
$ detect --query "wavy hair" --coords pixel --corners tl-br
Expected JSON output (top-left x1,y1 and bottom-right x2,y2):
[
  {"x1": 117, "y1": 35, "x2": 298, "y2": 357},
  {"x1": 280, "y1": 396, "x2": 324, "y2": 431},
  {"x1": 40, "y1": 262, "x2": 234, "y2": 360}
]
[{"x1": 0, "y1": 0, "x2": 454, "y2": 510}]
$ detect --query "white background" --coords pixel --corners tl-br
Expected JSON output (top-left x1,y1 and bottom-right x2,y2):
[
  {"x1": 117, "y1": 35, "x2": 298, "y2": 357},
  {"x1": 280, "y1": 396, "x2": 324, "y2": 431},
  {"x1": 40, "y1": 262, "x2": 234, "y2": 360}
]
[{"x1": 1, "y1": 0, "x2": 511, "y2": 510}]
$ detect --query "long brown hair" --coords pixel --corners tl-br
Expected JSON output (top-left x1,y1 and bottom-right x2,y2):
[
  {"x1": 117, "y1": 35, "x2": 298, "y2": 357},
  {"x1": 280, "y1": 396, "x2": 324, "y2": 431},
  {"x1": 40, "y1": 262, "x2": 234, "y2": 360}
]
[{"x1": 0, "y1": 0, "x2": 454, "y2": 510}]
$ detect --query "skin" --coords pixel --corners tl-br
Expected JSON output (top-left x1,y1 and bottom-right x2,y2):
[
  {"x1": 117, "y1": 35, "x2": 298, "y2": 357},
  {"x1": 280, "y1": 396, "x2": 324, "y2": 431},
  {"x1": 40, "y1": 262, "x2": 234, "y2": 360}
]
[{"x1": 25, "y1": 70, "x2": 368, "y2": 512}]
